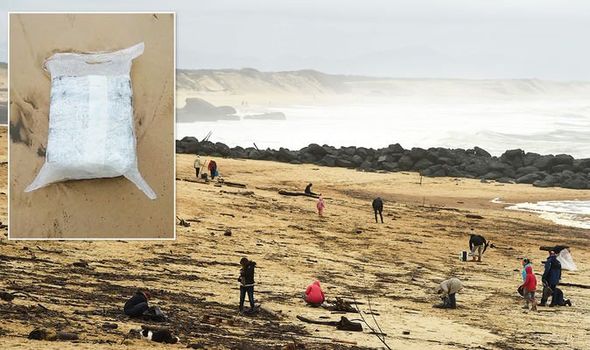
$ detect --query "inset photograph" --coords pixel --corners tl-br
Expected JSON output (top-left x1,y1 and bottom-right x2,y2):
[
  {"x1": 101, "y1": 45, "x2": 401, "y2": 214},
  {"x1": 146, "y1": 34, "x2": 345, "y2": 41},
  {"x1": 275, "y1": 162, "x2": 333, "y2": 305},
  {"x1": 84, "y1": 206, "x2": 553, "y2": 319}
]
[{"x1": 9, "y1": 13, "x2": 175, "y2": 239}]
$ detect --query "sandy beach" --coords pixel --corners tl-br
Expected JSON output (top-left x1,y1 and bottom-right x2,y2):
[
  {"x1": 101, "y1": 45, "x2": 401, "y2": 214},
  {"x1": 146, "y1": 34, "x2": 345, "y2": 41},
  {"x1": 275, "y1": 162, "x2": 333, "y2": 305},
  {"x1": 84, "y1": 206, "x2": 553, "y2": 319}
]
[{"x1": 0, "y1": 126, "x2": 589, "y2": 349}]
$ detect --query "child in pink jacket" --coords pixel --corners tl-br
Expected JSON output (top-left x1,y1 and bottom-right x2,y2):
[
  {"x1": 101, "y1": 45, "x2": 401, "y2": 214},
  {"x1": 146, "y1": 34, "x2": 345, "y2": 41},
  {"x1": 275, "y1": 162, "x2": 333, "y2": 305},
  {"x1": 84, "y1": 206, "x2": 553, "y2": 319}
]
[{"x1": 317, "y1": 196, "x2": 325, "y2": 216}]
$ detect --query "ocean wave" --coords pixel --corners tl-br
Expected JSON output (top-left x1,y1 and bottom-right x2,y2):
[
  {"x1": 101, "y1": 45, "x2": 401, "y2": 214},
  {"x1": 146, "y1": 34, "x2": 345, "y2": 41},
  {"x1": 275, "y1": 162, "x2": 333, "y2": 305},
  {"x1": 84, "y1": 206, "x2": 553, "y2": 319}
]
[{"x1": 506, "y1": 200, "x2": 590, "y2": 230}]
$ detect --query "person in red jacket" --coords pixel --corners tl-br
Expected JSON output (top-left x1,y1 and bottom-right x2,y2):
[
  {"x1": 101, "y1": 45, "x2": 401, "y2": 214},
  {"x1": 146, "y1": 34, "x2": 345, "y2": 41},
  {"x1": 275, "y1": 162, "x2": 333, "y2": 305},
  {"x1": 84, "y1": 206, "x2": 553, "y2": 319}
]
[
  {"x1": 304, "y1": 280, "x2": 325, "y2": 307},
  {"x1": 521, "y1": 265, "x2": 537, "y2": 311}
]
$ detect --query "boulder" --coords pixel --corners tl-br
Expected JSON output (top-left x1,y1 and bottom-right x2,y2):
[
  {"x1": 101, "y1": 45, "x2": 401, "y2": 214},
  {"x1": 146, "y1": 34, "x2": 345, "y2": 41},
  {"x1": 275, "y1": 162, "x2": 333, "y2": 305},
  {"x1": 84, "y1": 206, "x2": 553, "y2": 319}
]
[
  {"x1": 413, "y1": 159, "x2": 434, "y2": 171},
  {"x1": 523, "y1": 152, "x2": 541, "y2": 166},
  {"x1": 481, "y1": 171, "x2": 504, "y2": 180},
  {"x1": 515, "y1": 166, "x2": 540, "y2": 177},
  {"x1": 215, "y1": 142, "x2": 231, "y2": 156},
  {"x1": 398, "y1": 155, "x2": 415, "y2": 170},
  {"x1": 305, "y1": 143, "x2": 328, "y2": 158},
  {"x1": 473, "y1": 146, "x2": 491, "y2": 158},
  {"x1": 335, "y1": 158, "x2": 355, "y2": 168},
  {"x1": 320, "y1": 155, "x2": 337, "y2": 167},
  {"x1": 351, "y1": 155, "x2": 364, "y2": 167},
  {"x1": 561, "y1": 174, "x2": 588, "y2": 189},
  {"x1": 516, "y1": 173, "x2": 542, "y2": 184},
  {"x1": 500, "y1": 149, "x2": 525, "y2": 168},
  {"x1": 381, "y1": 162, "x2": 399, "y2": 172},
  {"x1": 533, "y1": 175, "x2": 557, "y2": 188},
  {"x1": 408, "y1": 147, "x2": 428, "y2": 161}
]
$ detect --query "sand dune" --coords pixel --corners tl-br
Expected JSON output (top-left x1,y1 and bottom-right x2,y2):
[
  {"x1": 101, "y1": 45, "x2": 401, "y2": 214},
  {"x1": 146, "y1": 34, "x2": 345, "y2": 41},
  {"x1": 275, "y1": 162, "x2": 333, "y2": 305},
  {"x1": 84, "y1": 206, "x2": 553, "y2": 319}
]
[{"x1": 0, "y1": 126, "x2": 589, "y2": 349}]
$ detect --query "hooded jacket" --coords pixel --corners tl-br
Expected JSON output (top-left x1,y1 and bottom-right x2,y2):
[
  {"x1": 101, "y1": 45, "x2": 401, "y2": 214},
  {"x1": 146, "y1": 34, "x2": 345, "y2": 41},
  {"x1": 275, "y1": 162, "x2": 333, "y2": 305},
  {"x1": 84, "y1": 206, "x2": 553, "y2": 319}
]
[
  {"x1": 124, "y1": 291, "x2": 148, "y2": 313},
  {"x1": 542, "y1": 255, "x2": 561, "y2": 286},
  {"x1": 372, "y1": 198, "x2": 383, "y2": 212},
  {"x1": 305, "y1": 280, "x2": 325, "y2": 304},
  {"x1": 239, "y1": 261, "x2": 256, "y2": 287},
  {"x1": 437, "y1": 278, "x2": 463, "y2": 296},
  {"x1": 521, "y1": 262, "x2": 532, "y2": 281},
  {"x1": 522, "y1": 266, "x2": 537, "y2": 292}
]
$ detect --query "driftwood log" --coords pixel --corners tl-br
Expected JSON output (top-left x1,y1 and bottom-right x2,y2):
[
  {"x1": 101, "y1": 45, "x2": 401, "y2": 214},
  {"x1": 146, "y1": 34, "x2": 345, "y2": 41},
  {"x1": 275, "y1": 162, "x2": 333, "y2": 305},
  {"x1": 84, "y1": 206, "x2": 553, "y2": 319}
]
[
  {"x1": 278, "y1": 190, "x2": 319, "y2": 198},
  {"x1": 296, "y1": 315, "x2": 363, "y2": 332},
  {"x1": 539, "y1": 245, "x2": 569, "y2": 253}
]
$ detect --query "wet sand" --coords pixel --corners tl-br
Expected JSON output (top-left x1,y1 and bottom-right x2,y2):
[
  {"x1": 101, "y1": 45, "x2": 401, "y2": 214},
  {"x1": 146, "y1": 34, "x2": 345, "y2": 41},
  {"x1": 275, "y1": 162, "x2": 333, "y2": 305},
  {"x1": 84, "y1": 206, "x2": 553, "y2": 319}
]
[{"x1": 0, "y1": 127, "x2": 589, "y2": 349}]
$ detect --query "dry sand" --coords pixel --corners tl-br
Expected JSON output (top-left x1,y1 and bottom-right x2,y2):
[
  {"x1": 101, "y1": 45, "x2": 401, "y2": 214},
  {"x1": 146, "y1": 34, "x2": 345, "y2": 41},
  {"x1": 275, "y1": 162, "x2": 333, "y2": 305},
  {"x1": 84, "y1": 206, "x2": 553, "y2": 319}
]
[
  {"x1": 0, "y1": 126, "x2": 589, "y2": 349},
  {"x1": 9, "y1": 13, "x2": 175, "y2": 238}
]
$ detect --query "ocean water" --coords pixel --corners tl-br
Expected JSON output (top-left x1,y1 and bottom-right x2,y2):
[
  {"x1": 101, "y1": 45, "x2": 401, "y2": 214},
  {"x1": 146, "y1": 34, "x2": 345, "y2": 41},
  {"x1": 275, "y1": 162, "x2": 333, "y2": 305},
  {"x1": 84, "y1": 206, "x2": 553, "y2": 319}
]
[
  {"x1": 507, "y1": 200, "x2": 590, "y2": 230},
  {"x1": 177, "y1": 99, "x2": 590, "y2": 158},
  {"x1": 177, "y1": 96, "x2": 590, "y2": 230}
]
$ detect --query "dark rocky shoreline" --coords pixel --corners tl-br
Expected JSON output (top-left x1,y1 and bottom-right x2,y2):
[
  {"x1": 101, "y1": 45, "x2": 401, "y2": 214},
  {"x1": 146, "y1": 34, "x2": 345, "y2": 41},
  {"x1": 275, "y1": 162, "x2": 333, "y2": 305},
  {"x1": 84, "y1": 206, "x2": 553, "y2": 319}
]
[{"x1": 177, "y1": 137, "x2": 590, "y2": 190}]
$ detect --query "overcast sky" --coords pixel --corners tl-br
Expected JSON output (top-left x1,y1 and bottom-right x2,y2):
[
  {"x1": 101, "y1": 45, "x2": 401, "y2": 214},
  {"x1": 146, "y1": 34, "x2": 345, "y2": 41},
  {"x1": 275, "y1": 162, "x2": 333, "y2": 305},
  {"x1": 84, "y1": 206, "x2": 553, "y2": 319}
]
[{"x1": 1, "y1": 0, "x2": 589, "y2": 80}]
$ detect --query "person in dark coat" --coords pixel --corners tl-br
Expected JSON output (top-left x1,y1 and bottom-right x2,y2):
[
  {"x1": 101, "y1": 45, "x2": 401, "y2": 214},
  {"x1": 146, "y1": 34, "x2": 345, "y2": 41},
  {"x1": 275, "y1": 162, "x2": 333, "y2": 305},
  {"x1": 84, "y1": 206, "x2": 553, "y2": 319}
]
[
  {"x1": 468, "y1": 232, "x2": 488, "y2": 262},
  {"x1": 540, "y1": 251, "x2": 562, "y2": 306},
  {"x1": 304, "y1": 183, "x2": 318, "y2": 196},
  {"x1": 372, "y1": 197, "x2": 384, "y2": 223},
  {"x1": 238, "y1": 257, "x2": 257, "y2": 314},
  {"x1": 124, "y1": 290, "x2": 150, "y2": 317}
]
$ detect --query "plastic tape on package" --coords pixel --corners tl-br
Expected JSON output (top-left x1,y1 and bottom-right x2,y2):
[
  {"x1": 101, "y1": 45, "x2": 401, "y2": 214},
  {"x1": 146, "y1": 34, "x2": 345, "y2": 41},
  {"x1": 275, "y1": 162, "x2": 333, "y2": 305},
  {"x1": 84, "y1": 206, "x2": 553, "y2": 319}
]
[{"x1": 25, "y1": 43, "x2": 156, "y2": 199}]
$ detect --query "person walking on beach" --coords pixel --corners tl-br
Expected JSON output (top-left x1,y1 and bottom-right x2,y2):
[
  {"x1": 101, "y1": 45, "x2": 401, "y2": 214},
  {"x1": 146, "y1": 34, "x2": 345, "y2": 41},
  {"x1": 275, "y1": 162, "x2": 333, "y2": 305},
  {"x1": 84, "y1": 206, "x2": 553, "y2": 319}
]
[
  {"x1": 304, "y1": 280, "x2": 325, "y2": 307},
  {"x1": 194, "y1": 156, "x2": 202, "y2": 178},
  {"x1": 520, "y1": 265, "x2": 538, "y2": 311},
  {"x1": 540, "y1": 251, "x2": 562, "y2": 306},
  {"x1": 434, "y1": 277, "x2": 463, "y2": 309},
  {"x1": 208, "y1": 159, "x2": 218, "y2": 179},
  {"x1": 468, "y1": 231, "x2": 488, "y2": 262},
  {"x1": 305, "y1": 183, "x2": 318, "y2": 196},
  {"x1": 317, "y1": 196, "x2": 326, "y2": 216},
  {"x1": 372, "y1": 197, "x2": 384, "y2": 223},
  {"x1": 521, "y1": 258, "x2": 532, "y2": 281},
  {"x1": 238, "y1": 257, "x2": 257, "y2": 314}
]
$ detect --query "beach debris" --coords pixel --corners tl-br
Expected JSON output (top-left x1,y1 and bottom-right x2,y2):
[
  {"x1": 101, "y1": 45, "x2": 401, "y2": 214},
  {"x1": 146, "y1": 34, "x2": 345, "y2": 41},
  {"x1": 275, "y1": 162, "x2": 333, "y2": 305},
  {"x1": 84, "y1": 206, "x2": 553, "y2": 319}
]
[
  {"x1": 176, "y1": 216, "x2": 191, "y2": 227},
  {"x1": 403, "y1": 331, "x2": 411, "y2": 335},
  {"x1": 72, "y1": 260, "x2": 89, "y2": 268},
  {"x1": 224, "y1": 229, "x2": 232, "y2": 236},
  {"x1": 296, "y1": 315, "x2": 363, "y2": 332},
  {"x1": 278, "y1": 190, "x2": 319, "y2": 198},
  {"x1": 0, "y1": 291, "x2": 15, "y2": 302},
  {"x1": 101, "y1": 322, "x2": 118, "y2": 330},
  {"x1": 28, "y1": 328, "x2": 79, "y2": 341},
  {"x1": 322, "y1": 297, "x2": 357, "y2": 313},
  {"x1": 466, "y1": 214, "x2": 484, "y2": 219},
  {"x1": 223, "y1": 181, "x2": 247, "y2": 189},
  {"x1": 0, "y1": 221, "x2": 6, "y2": 229}
]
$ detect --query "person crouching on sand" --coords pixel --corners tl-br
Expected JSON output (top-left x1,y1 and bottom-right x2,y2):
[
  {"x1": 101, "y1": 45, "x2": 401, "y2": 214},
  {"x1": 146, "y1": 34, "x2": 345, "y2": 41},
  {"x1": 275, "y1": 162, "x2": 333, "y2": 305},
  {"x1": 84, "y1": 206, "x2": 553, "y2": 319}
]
[
  {"x1": 434, "y1": 278, "x2": 463, "y2": 309},
  {"x1": 304, "y1": 280, "x2": 325, "y2": 307},
  {"x1": 238, "y1": 257, "x2": 257, "y2": 314},
  {"x1": 521, "y1": 265, "x2": 538, "y2": 311},
  {"x1": 317, "y1": 196, "x2": 325, "y2": 216},
  {"x1": 124, "y1": 290, "x2": 151, "y2": 317}
]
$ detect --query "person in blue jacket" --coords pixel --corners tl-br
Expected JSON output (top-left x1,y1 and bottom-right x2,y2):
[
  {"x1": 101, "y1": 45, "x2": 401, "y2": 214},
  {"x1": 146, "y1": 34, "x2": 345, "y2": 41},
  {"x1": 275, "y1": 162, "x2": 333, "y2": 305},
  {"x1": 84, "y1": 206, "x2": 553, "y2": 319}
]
[{"x1": 540, "y1": 251, "x2": 562, "y2": 306}]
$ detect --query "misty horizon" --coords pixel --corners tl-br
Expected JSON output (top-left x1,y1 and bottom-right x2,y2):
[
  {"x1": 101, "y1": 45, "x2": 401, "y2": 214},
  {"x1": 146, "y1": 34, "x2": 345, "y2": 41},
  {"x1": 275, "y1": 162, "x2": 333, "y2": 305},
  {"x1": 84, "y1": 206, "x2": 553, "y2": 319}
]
[{"x1": 1, "y1": 1, "x2": 590, "y2": 81}]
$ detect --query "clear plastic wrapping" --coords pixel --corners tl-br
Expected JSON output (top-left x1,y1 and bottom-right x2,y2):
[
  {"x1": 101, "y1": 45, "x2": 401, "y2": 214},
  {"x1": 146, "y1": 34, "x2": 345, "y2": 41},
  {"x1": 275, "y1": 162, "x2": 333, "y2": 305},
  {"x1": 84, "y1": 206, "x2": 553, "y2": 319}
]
[{"x1": 25, "y1": 42, "x2": 156, "y2": 199}]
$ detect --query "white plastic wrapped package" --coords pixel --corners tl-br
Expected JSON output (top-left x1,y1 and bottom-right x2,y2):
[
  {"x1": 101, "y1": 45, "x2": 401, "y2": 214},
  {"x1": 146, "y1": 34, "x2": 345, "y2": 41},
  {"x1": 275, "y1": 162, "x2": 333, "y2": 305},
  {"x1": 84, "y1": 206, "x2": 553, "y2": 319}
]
[
  {"x1": 25, "y1": 43, "x2": 156, "y2": 199},
  {"x1": 557, "y1": 249, "x2": 577, "y2": 271}
]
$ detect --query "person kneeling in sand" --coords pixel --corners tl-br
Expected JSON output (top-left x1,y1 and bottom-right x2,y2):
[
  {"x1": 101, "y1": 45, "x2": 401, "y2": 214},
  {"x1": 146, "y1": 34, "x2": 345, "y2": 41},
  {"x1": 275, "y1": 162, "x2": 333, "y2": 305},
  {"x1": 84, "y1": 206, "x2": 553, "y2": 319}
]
[
  {"x1": 434, "y1": 278, "x2": 463, "y2": 309},
  {"x1": 304, "y1": 280, "x2": 325, "y2": 307},
  {"x1": 521, "y1": 265, "x2": 538, "y2": 311},
  {"x1": 124, "y1": 290, "x2": 151, "y2": 317}
]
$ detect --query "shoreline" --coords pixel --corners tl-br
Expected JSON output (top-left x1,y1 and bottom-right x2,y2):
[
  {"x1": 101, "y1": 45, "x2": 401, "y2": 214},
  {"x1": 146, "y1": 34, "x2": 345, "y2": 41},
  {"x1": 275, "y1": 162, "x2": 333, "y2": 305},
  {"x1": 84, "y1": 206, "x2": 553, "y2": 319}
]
[{"x1": 177, "y1": 136, "x2": 590, "y2": 191}]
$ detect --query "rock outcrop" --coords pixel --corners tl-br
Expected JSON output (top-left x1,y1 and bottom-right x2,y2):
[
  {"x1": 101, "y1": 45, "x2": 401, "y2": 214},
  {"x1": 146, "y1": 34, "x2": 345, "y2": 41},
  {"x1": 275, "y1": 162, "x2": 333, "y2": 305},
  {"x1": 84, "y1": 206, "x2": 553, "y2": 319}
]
[{"x1": 176, "y1": 138, "x2": 590, "y2": 190}]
